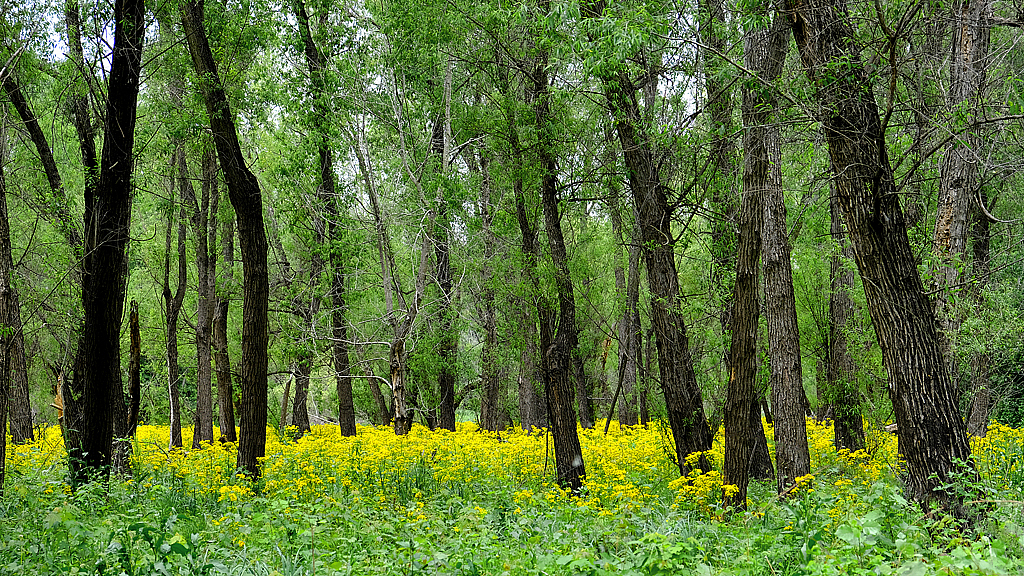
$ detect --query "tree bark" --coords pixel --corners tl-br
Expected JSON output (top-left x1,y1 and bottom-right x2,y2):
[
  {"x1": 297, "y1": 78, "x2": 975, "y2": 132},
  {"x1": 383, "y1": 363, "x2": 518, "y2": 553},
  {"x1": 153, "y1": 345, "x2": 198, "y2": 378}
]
[
  {"x1": 182, "y1": 0, "x2": 270, "y2": 479},
  {"x1": 787, "y1": 0, "x2": 978, "y2": 518},
  {"x1": 966, "y1": 190, "x2": 992, "y2": 436},
  {"x1": 213, "y1": 189, "x2": 236, "y2": 442},
  {"x1": 828, "y1": 191, "x2": 865, "y2": 452},
  {"x1": 748, "y1": 14, "x2": 811, "y2": 494},
  {"x1": 522, "y1": 28, "x2": 585, "y2": 490},
  {"x1": 723, "y1": 109, "x2": 763, "y2": 510},
  {"x1": 474, "y1": 148, "x2": 504, "y2": 432},
  {"x1": 607, "y1": 170, "x2": 641, "y2": 427},
  {"x1": 165, "y1": 189, "x2": 188, "y2": 449},
  {"x1": 66, "y1": 0, "x2": 145, "y2": 484},
  {"x1": 0, "y1": 124, "x2": 32, "y2": 445},
  {"x1": 185, "y1": 147, "x2": 216, "y2": 447}
]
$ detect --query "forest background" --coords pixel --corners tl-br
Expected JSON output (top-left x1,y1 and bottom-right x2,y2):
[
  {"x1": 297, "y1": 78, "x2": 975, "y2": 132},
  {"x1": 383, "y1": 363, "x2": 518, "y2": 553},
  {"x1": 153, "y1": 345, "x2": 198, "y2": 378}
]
[{"x1": 0, "y1": 0, "x2": 1023, "y2": 547}]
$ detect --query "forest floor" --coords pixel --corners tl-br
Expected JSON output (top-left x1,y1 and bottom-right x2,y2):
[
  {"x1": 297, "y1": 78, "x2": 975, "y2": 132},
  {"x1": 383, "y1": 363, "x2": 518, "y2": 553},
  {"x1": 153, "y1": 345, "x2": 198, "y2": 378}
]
[{"x1": 2, "y1": 419, "x2": 1024, "y2": 575}]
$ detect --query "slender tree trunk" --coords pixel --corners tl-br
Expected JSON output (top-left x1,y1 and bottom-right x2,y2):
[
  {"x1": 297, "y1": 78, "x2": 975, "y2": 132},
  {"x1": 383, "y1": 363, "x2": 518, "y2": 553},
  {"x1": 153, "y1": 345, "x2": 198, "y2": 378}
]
[
  {"x1": 828, "y1": 192, "x2": 865, "y2": 452},
  {"x1": 607, "y1": 178, "x2": 641, "y2": 427},
  {"x1": 475, "y1": 149, "x2": 503, "y2": 432},
  {"x1": 290, "y1": 355, "x2": 312, "y2": 434},
  {"x1": 164, "y1": 192, "x2": 187, "y2": 449},
  {"x1": 530, "y1": 30, "x2": 586, "y2": 491},
  {"x1": 213, "y1": 191, "x2": 236, "y2": 442},
  {"x1": 430, "y1": 112, "x2": 458, "y2": 432},
  {"x1": 182, "y1": 0, "x2": 270, "y2": 479},
  {"x1": 0, "y1": 126, "x2": 32, "y2": 444},
  {"x1": 747, "y1": 14, "x2": 810, "y2": 494},
  {"x1": 66, "y1": 0, "x2": 145, "y2": 485},
  {"x1": 186, "y1": 148, "x2": 216, "y2": 448},
  {"x1": 787, "y1": 0, "x2": 978, "y2": 518},
  {"x1": 967, "y1": 190, "x2": 992, "y2": 436}
]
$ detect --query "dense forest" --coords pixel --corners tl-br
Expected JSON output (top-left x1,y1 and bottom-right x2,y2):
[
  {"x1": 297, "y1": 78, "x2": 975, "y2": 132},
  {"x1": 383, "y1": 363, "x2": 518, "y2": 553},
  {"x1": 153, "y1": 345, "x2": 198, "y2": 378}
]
[{"x1": 2, "y1": 0, "x2": 1024, "y2": 527}]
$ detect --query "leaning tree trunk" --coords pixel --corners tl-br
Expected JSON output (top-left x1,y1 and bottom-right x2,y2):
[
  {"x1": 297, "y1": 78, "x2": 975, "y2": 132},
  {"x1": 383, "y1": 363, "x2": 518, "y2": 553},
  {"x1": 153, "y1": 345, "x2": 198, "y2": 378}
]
[
  {"x1": 66, "y1": 0, "x2": 145, "y2": 485},
  {"x1": 828, "y1": 191, "x2": 864, "y2": 452},
  {"x1": 528, "y1": 32, "x2": 586, "y2": 490},
  {"x1": 182, "y1": 0, "x2": 270, "y2": 480},
  {"x1": 584, "y1": 1, "x2": 713, "y2": 474},
  {"x1": 787, "y1": 0, "x2": 977, "y2": 519},
  {"x1": 748, "y1": 14, "x2": 810, "y2": 494}
]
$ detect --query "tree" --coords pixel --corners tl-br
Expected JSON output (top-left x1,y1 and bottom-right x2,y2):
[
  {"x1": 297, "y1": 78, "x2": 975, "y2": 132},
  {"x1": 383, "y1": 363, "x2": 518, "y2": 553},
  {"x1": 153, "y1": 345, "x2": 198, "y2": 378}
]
[
  {"x1": 786, "y1": 0, "x2": 978, "y2": 518},
  {"x1": 181, "y1": 0, "x2": 270, "y2": 479},
  {"x1": 749, "y1": 13, "x2": 810, "y2": 494},
  {"x1": 64, "y1": 0, "x2": 146, "y2": 484},
  {"x1": 827, "y1": 192, "x2": 864, "y2": 451},
  {"x1": 584, "y1": 2, "x2": 714, "y2": 475}
]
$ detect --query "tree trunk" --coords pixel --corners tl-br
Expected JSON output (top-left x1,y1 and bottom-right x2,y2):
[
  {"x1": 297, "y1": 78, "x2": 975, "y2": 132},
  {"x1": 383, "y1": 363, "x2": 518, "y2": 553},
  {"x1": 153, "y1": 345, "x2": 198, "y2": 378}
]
[
  {"x1": 430, "y1": 114, "x2": 458, "y2": 433},
  {"x1": 291, "y1": 355, "x2": 312, "y2": 434},
  {"x1": 828, "y1": 191, "x2": 865, "y2": 452},
  {"x1": 165, "y1": 195, "x2": 187, "y2": 449},
  {"x1": 787, "y1": 0, "x2": 978, "y2": 518},
  {"x1": 723, "y1": 114, "x2": 763, "y2": 510},
  {"x1": 66, "y1": 0, "x2": 145, "y2": 485},
  {"x1": 747, "y1": 14, "x2": 810, "y2": 494},
  {"x1": 517, "y1": 302, "x2": 548, "y2": 431},
  {"x1": 967, "y1": 190, "x2": 992, "y2": 437},
  {"x1": 606, "y1": 160, "x2": 641, "y2": 427},
  {"x1": 475, "y1": 149, "x2": 503, "y2": 432},
  {"x1": 584, "y1": 1, "x2": 713, "y2": 475},
  {"x1": 185, "y1": 148, "x2": 216, "y2": 448},
  {"x1": 531, "y1": 32, "x2": 586, "y2": 491},
  {"x1": 214, "y1": 192, "x2": 236, "y2": 442},
  {"x1": 0, "y1": 128, "x2": 32, "y2": 445},
  {"x1": 932, "y1": 0, "x2": 992, "y2": 361},
  {"x1": 182, "y1": 0, "x2": 270, "y2": 480}
]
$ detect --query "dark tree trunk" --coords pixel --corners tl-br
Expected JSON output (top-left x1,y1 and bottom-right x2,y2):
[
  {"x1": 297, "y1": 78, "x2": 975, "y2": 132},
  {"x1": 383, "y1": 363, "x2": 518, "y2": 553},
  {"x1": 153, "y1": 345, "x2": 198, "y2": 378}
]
[
  {"x1": 293, "y1": 0, "x2": 354, "y2": 437},
  {"x1": 165, "y1": 195, "x2": 187, "y2": 449},
  {"x1": 185, "y1": 148, "x2": 216, "y2": 448},
  {"x1": 828, "y1": 192, "x2": 865, "y2": 452},
  {"x1": 291, "y1": 355, "x2": 312, "y2": 434},
  {"x1": 517, "y1": 300, "x2": 547, "y2": 432},
  {"x1": 530, "y1": 33, "x2": 586, "y2": 491},
  {"x1": 182, "y1": 0, "x2": 270, "y2": 480},
  {"x1": 0, "y1": 132, "x2": 32, "y2": 444},
  {"x1": 747, "y1": 15, "x2": 811, "y2": 494},
  {"x1": 748, "y1": 405, "x2": 775, "y2": 481},
  {"x1": 967, "y1": 190, "x2": 992, "y2": 436},
  {"x1": 367, "y1": 369, "x2": 391, "y2": 426},
  {"x1": 213, "y1": 190, "x2": 236, "y2": 442},
  {"x1": 787, "y1": 0, "x2": 978, "y2": 518},
  {"x1": 430, "y1": 116, "x2": 458, "y2": 433},
  {"x1": 65, "y1": 0, "x2": 145, "y2": 485},
  {"x1": 584, "y1": 0, "x2": 713, "y2": 474},
  {"x1": 723, "y1": 117, "x2": 763, "y2": 510}
]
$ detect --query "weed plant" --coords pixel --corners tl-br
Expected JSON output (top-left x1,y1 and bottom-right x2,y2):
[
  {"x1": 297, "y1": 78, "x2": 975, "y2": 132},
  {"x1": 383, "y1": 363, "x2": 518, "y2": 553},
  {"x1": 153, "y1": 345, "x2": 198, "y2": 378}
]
[{"x1": 2, "y1": 420, "x2": 1024, "y2": 575}]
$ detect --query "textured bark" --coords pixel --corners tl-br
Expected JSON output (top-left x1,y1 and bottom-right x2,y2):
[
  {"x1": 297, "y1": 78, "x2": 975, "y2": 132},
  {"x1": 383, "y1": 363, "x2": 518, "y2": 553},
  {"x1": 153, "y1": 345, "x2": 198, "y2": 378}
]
[
  {"x1": 787, "y1": 0, "x2": 977, "y2": 518},
  {"x1": 517, "y1": 303, "x2": 548, "y2": 431},
  {"x1": 583, "y1": 1, "x2": 712, "y2": 473},
  {"x1": 828, "y1": 193, "x2": 864, "y2": 452},
  {"x1": 530, "y1": 34, "x2": 585, "y2": 490},
  {"x1": 214, "y1": 193, "x2": 236, "y2": 442},
  {"x1": 182, "y1": 0, "x2": 270, "y2": 479},
  {"x1": 185, "y1": 148, "x2": 216, "y2": 448},
  {"x1": 290, "y1": 356, "x2": 312, "y2": 434},
  {"x1": 604, "y1": 74, "x2": 713, "y2": 474},
  {"x1": 932, "y1": 0, "x2": 992, "y2": 352},
  {"x1": 164, "y1": 197, "x2": 187, "y2": 449},
  {"x1": 747, "y1": 15, "x2": 810, "y2": 494},
  {"x1": 723, "y1": 114, "x2": 763, "y2": 510},
  {"x1": 127, "y1": 301, "x2": 141, "y2": 435},
  {"x1": 430, "y1": 110, "x2": 457, "y2": 432},
  {"x1": 66, "y1": 0, "x2": 145, "y2": 484}
]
